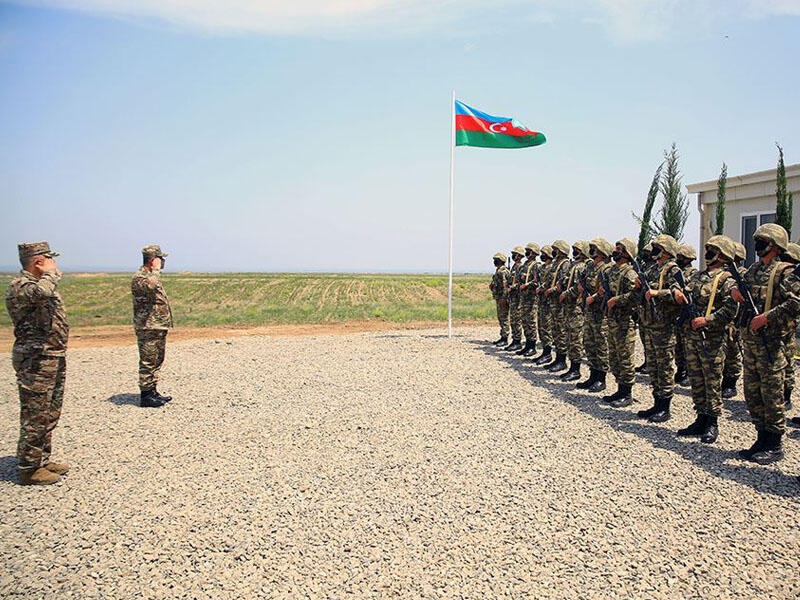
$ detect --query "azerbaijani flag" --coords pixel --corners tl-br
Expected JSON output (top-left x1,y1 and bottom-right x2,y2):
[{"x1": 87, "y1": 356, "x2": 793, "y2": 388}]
[{"x1": 455, "y1": 100, "x2": 546, "y2": 149}]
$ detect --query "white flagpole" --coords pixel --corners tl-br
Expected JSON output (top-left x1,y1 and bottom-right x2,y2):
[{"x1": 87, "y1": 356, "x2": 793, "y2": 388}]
[{"x1": 447, "y1": 90, "x2": 456, "y2": 338}]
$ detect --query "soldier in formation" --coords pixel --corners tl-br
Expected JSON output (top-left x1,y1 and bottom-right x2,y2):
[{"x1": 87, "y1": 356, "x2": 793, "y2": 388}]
[
  {"x1": 533, "y1": 245, "x2": 554, "y2": 364},
  {"x1": 674, "y1": 244, "x2": 697, "y2": 387},
  {"x1": 558, "y1": 241, "x2": 591, "y2": 382},
  {"x1": 543, "y1": 240, "x2": 571, "y2": 373},
  {"x1": 505, "y1": 247, "x2": 526, "y2": 351},
  {"x1": 489, "y1": 252, "x2": 511, "y2": 346},
  {"x1": 721, "y1": 242, "x2": 747, "y2": 398},
  {"x1": 576, "y1": 238, "x2": 614, "y2": 393},
  {"x1": 517, "y1": 243, "x2": 540, "y2": 357}
]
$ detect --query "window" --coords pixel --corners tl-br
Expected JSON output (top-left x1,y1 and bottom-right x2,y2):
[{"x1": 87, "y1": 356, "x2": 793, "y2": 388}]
[{"x1": 742, "y1": 212, "x2": 777, "y2": 265}]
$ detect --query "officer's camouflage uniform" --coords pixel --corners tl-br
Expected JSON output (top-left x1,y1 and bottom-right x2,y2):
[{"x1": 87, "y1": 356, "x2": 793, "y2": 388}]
[
  {"x1": 537, "y1": 250, "x2": 554, "y2": 350},
  {"x1": 607, "y1": 261, "x2": 639, "y2": 387},
  {"x1": 132, "y1": 264, "x2": 174, "y2": 392},
  {"x1": 675, "y1": 257, "x2": 698, "y2": 382},
  {"x1": 722, "y1": 263, "x2": 747, "y2": 385},
  {"x1": 490, "y1": 262, "x2": 511, "y2": 340},
  {"x1": 519, "y1": 253, "x2": 539, "y2": 348},
  {"x1": 562, "y1": 253, "x2": 590, "y2": 364},
  {"x1": 549, "y1": 249, "x2": 571, "y2": 358},
  {"x1": 583, "y1": 257, "x2": 612, "y2": 375},
  {"x1": 6, "y1": 259, "x2": 69, "y2": 474},
  {"x1": 508, "y1": 256, "x2": 524, "y2": 344}
]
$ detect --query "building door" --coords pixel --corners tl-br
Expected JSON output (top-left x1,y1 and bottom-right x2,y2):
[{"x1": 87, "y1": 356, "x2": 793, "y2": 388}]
[{"x1": 742, "y1": 212, "x2": 777, "y2": 265}]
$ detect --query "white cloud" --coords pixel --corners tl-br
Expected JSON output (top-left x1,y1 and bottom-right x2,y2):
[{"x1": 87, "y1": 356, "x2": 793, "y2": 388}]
[{"x1": 7, "y1": 0, "x2": 800, "y2": 39}]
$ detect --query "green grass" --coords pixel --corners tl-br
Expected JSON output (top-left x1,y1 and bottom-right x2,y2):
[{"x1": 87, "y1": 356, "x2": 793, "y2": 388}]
[{"x1": 0, "y1": 272, "x2": 496, "y2": 328}]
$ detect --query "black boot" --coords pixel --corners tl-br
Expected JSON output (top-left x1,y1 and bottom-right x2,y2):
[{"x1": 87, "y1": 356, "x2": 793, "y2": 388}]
[
  {"x1": 140, "y1": 389, "x2": 166, "y2": 408},
  {"x1": 738, "y1": 427, "x2": 766, "y2": 460},
  {"x1": 515, "y1": 340, "x2": 532, "y2": 356},
  {"x1": 545, "y1": 353, "x2": 568, "y2": 373},
  {"x1": 522, "y1": 341, "x2": 539, "y2": 357},
  {"x1": 674, "y1": 367, "x2": 689, "y2": 386},
  {"x1": 588, "y1": 371, "x2": 607, "y2": 393},
  {"x1": 750, "y1": 430, "x2": 784, "y2": 465},
  {"x1": 701, "y1": 415, "x2": 719, "y2": 444},
  {"x1": 609, "y1": 384, "x2": 634, "y2": 408},
  {"x1": 636, "y1": 393, "x2": 660, "y2": 419},
  {"x1": 505, "y1": 339, "x2": 522, "y2": 351},
  {"x1": 635, "y1": 361, "x2": 648, "y2": 374},
  {"x1": 602, "y1": 384, "x2": 625, "y2": 403},
  {"x1": 721, "y1": 376, "x2": 738, "y2": 399},
  {"x1": 154, "y1": 388, "x2": 172, "y2": 403},
  {"x1": 493, "y1": 336, "x2": 508, "y2": 346},
  {"x1": 560, "y1": 360, "x2": 582, "y2": 382},
  {"x1": 576, "y1": 369, "x2": 598, "y2": 390},
  {"x1": 532, "y1": 346, "x2": 552, "y2": 364},
  {"x1": 677, "y1": 413, "x2": 707, "y2": 436},
  {"x1": 648, "y1": 394, "x2": 672, "y2": 423},
  {"x1": 784, "y1": 386, "x2": 793, "y2": 410}
]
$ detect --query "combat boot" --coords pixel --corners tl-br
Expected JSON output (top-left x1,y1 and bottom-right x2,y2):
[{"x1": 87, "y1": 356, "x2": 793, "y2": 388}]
[
  {"x1": 43, "y1": 462, "x2": 70, "y2": 475},
  {"x1": 504, "y1": 340, "x2": 522, "y2": 352},
  {"x1": 677, "y1": 413, "x2": 707, "y2": 437},
  {"x1": 784, "y1": 386, "x2": 793, "y2": 410},
  {"x1": 140, "y1": 390, "x2": 166, "y2": 408},
  {"x1": 635, "y1": 361, "x2": 648, "y2": 374},
  {"x1": 154, "y1": 388, "x2": 172, "y2": 403},
  {"x1": 18, "y1": 468, "x2": 60, "y2": 486},
  {"x1": 674, "y1": 366, "x2": 689, "y2": 386},
  {"x1": 738, "y1": 427, "x2": 766, "y2": 460},
  {"x1": 576, "y1": 369, "x2": 598, "y2": 390},
  {"x1": 560, "y1": 360, "x2": 582, "y2": 382},
  {"x1": 522, "y1": 341, "x2": 538, "y2": 357},
  {"x1": 750, "y1": 431, "x2": 784, "y2": 465},
  {"x1": 602, "y1": 385, "x2": 625, "y2": 403},
  {"x1": 700, "y1": 415, "x2": 719, "y2": 444},
  {"x1": 648, "y1": 394, "x2": 672, "y2": 423},
  {"x1": 588, "y1": 371, "x2": 607, "y2": 393},
  {"x1": 721, "y1": 376, "x2": 738, "y2": 399},
  {"x1": 515, "y1": 340, "x2": 532, "y2": 356},
  {"x1": 545, "y1": 353, "x2": 567, "y2": 373},
  {"x1": 532, "y1": 346, "x2": 552, "y2": 365},
  {"x1": 609, "y1": 384, "x2": 634, "y2": 408},
  {"x1": 493, "y1": 336, "x2": 508, "y2": 346},
  {"x1": 636, "y1": 393, "x2": 660, "y2": 419}
]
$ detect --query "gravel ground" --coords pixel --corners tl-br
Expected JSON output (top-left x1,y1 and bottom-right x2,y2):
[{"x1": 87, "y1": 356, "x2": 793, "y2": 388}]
[{"x1": 1, "y1": 325, "x2": 799, "y2": 599}]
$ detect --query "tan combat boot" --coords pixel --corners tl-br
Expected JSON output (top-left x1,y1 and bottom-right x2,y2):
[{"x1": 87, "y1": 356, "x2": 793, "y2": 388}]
[
  {"x1": 44, "y1": 462, "x2": 70, "y2": 475},
  {"x1": 19, "y1": 468, "x2": 60, "y2": 486}
]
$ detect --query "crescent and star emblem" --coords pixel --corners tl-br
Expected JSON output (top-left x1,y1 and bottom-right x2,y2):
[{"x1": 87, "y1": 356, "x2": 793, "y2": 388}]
[{"x1": 489, "y1": 122, "x2": 509, "y2": 133}]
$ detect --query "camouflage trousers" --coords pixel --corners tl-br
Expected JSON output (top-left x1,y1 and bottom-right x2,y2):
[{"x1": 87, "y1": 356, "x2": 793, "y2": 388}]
[
  {"x1": 783, "y1": 328, "x2": 796, "y2": 395},
  {"x1": 137, "y1": 329, "x2": 168, "y2": 392},
  {"x1": 520, "y1": 293, "x2": 538, "y2": 345},
  {"x1": 13, "y1": 354, "x2": 66, "y2": 472},
  {"x1": 551, "y1": 300, "x2": 568, "y2": 355},
  {"x1": 583, "y1": 308, "x2": 609, "y2": 372},
  {"x1": 608, "y1": 315, "x2": 636, "y2": 386},
  {"x1": 508, "y1": 293, "x2": 522, "y2": 342},
  {"x1": 722, "y1": 323, "x2": 742, "y2": 380},
  {"x1": 741, "y1": 328, "x2": 788, "y2": 434},
  {"x1": 538, "y1": 298, "x2": 553, "y2": 348},
  {"x1": 675, "y1": 327, "x2": 687, "y2": 373},
  {"x1": 642, "y1": 325, "x2": 676, "y2": 399},
  {"x1": 685, "y1": 329, "x2": 726, "y2": 416},
  {"x1": 564, "y1": 301, "x2": 584, "y2": 362}
]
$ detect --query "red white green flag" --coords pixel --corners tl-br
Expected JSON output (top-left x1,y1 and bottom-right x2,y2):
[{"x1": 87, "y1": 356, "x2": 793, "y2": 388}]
[{"x1": 455, "y1": 100, "x2": 546, "y2": 149}]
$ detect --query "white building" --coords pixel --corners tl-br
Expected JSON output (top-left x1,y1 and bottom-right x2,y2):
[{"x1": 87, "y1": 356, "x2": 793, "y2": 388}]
[{"x1": 687, "y1": 163, "x2": 800, "y2": 265}]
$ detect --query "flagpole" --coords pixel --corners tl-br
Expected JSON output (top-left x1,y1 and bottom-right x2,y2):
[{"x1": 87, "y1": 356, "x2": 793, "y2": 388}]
[{"x1": 447, "y1": 90, "x2": 456, "y2": 338}]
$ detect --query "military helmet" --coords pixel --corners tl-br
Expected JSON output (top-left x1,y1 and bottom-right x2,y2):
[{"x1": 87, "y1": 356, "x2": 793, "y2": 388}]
[
  {"x1": 511, "y1": 245, "x2": 525, "y2": 257},
  {"x1": 142, "y1": 244, "x2": 169, "y2": 259},
  {"x1": 525, "y1": 242, "x2": 540, "y2": 255},
  {"x1": 734, "y1": 242, "x2": 746, "y2": 261},
  {"x1": 652, "y1": 234, "x2": 678, "y2": 258},
  {"x1": 754, "y1": 223, "x2": 789, "y2": 251},
  {"x1": 493, "y1": 251, "x2": 507, "y2": 262},
  {"x1": 590, "y1": 237, "x2": 614, "y2": 258},
  {"x1": 540, "y1": 245, "x2": 553, "y2": 259},
  {"x1": 616, "y1": 238, "x2": 638, "y2": 260},
  {"x1": 784, "y1": 242, "x2": 800, "y2": 263},
  {"x1": 705, "y1": 235, "x2": 735, "y2": 261},
  {"x1": 552, "y1": 239, "x2": 570, "y2": 256},
  {"x1": 676, "y1": 244, "x2": 697, "y2": 261},
  {"x1": 572, "y1": 240, "x2": 590, "y2": 258}
]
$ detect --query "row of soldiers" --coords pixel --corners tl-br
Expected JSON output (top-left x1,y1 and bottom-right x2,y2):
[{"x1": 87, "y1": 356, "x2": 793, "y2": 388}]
[{"x1": 489, "y1": 224, "x2": 800, "y2": 466}]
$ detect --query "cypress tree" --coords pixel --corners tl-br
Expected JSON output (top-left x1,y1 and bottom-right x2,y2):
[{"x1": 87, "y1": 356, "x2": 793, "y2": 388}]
[
  {"x1": 653, "y1": 143, "x2": 689, "y2": 241},
  {"x1": 713, "y1": 163, "x2": 727, "y2": 235},
  {"x1": 776, "y1": 143, "x2": 793, "y2": 237},
  {"x1": 633, "y1": 162, "x2": 663, "y2": 253}
]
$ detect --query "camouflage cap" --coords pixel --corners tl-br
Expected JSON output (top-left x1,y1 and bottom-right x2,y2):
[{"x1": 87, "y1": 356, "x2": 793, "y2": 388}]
[
  {"x1": 552, "y1": 239, "x2": 570, "y2": 256},
  {"x1": 676, "y1": 244, "x2": 697, "y2": 261},
  {"x1": 785, "y1": 242, "x2": 800, "y2": 263},
  {"x1": 18, "y1": 241, "x2": 59, "y2": 261},
  {"x1": 590, "y1": 237, "x2": 614, "y2": 258},
  {"x1": 142, "y1": 244, "x2": 169, "y2": 259},
  {"x1": 511, "y1": 245, "x2": 525, "y2": 257},
  {"x1": 540, "y1": 245, "x2": 553, "y2": 259},
  {"x1": 734, "y1": 242, "x2": 746, "y2": 261},
  {"x1": 706, "y1": 235, "x2": 735, "y2": 261},
  {"x1": 573, "y1": 240, "x2": 590, "y2": 257},
  {"x1": 653, "y1": 234, "x2": 678, "y2": 258},
  {"x1": 525, "y1": 242, "x2": 540, "y2": 254},
  {"x1": 493, "y1": 251, "x2": 507, "y2": 262},
  {"x1": 616, "y1": 238, "x2": 638, "y2": 260},
  {"x1": 754, "y1": 223, "x2": 789, "y2": 251}
]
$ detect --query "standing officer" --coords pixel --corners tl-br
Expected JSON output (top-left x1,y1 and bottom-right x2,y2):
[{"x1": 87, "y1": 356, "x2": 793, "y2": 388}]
[
  {"x1": 674, "y1": 244, "x2": 697, "y2": 386},
  {"x1": 132, "y1": 245, "x2": 174, "y2": 408},
  {"x1": 577, "y1": 238, "x2": 614, "y2": 393},
  {"x1": 673, "y1": 236, "x2": 738, "y2": 444},
  {"x1": 732, "y1": 224, "x2": 800, "y2": 464},
  {"x1": 489, "y1": 252, "x2": 511, "y2": 346},
  {"x1": 543, "y1": 240, "x2": 571, "y2": 373},
  {"x1": 505, "y1": 246, "x2": 526, "y2": 351},
  {"x1": 635, "y1": 242, "x2": 655, "y2": 374},
  {"x1": 601, "y1": 238, "x2": 640, "y2": 407},
  {"x1": 779, "y1": 242, "x2": 800, "y2": 411},
  {"x1": 559, "y1": 241, "x2": 591, "y2": 381},
  {"x1": 517, "y1": 242, "x2": 540, "y2": 357},
  {"x1": 5, "y1": 242, "x2": 69, "y2": 485},
  {"x1": 533, "y1": 245, "x2": 554, "y2": 364},
  {"x1": 721, "y1": 242, "x2": 747, "y2": 399}
]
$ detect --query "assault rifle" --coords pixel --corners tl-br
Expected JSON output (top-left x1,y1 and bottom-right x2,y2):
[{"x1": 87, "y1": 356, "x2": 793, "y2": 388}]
[
  {"x1": 726, "y1": 264, "x2": 773, "y2": 364},
  {"x1": 632, "y1": 257, "x2": 659, "y2": 321},
  {"x1": 599, "y1": 269, "x2": 617, "y2": 321},
  {"x1": 673, "y1": 270, "x2": 708, "y2": 356},
  {"x1": 580, "y1": 267, "x2": 601, "y2": 323}
]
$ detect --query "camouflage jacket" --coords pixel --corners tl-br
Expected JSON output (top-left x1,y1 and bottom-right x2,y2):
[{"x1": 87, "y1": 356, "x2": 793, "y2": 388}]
[
  {"x1": 508, "y1": 261, "x2": 525, "y2": 296},
  {"x1": 584, "y1": 259, "x2": 612, "y2": 315},
  {"x1": 607, "y1": 262, "x2": 639, "y2": 317},
  {"x1": 132, "y1": 268, "x2": 173, "y2": 331},
  {"x1": 638, "y1": 259, "x2": 681, "y2": 327},
  {"x1": 740, "y1": 259, "x2": 800, "y2": 336},
  {"x1": 490, "y1": 266, "x2": 511, "y2": 300},
  {"x1": 548, "y1": 257, "x2": 570, "y2": 294},
  {"x1": 5, "y1": 270, "x2": 69, "y2": 358},
  {"x1": 538, "y1": 261, "x2": 553, "y2": 300},
  {"x1": 563, "y1": 258, "x2": 592, "y2": 304},
  {"x1": 681, "y1": 267, "x2": 737, "y2": 334},
  {"x1": 519, "y1": 258, "x2": 539, "y2": 298},
  {"x1": 682, "y1": 265, "x2": 698, "y2": 280}
]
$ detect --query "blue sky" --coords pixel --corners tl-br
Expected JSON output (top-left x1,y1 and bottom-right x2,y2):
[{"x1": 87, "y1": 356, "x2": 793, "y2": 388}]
[{"x1": 1, "y1": 1, "x2": 799, "y2": 272}]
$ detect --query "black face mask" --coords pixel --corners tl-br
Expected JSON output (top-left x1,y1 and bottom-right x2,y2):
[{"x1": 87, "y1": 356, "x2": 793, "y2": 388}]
[
  {"x1": 704, "y1": 250, "x2": 718, "y2": 262},
  {"x1": 611, "y1": 251, "x2": 622, "y2": 261},
  {"x1": 754, "y1": 238, "x2": 770, "y2": 257},
  {"x1": 677, "y1": 258, "x2": 690, "y2": 268},
  {"x1": 493, "y1": 260, "x2": 503, "y2": 267},
  {"x1": 589, "y1": 249, "x2": 597, "y2": 258},
  {"x1": 651, "y1": 247, "x2": 662, "y2": 259}
]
